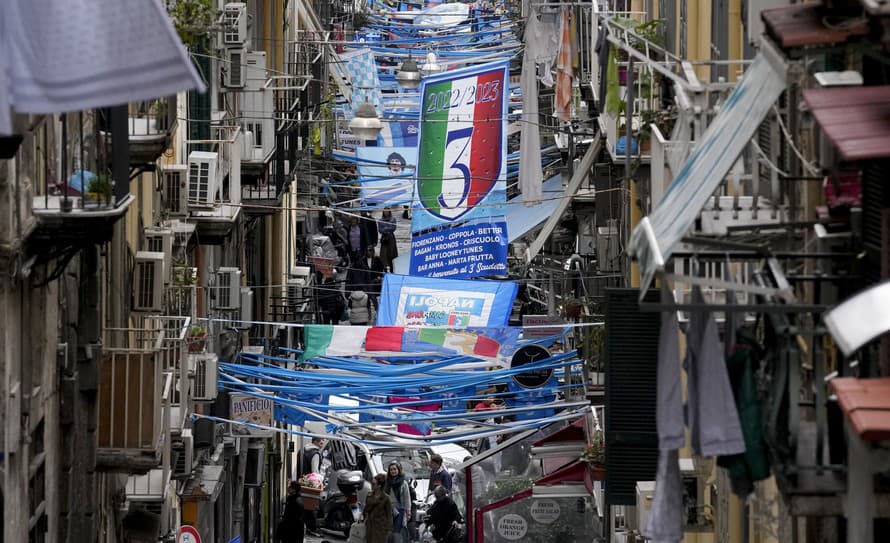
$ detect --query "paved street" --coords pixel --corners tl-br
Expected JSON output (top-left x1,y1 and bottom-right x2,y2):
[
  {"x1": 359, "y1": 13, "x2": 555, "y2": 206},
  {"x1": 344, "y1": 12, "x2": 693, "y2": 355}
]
[{"x1": 305, "y1": 530, "x2": 346, "y2": 543}]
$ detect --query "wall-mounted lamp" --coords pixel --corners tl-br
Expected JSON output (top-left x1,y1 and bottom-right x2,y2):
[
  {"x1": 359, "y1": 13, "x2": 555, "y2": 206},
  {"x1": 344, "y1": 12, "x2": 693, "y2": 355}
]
[
  {"x1": 396, "y1": 57, "x2": 422, "y2": 90},
  {"x1": 348, "y1": 100, "x2": 383, "y2": 142},
  {"x1": 420, "y1": 51, "x2": 443, "y2": 77}
]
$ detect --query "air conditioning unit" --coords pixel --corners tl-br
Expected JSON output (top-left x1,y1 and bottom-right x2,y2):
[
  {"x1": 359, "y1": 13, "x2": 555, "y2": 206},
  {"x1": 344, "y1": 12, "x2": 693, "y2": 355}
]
[
  {"x1": 244, "y1": 50, "x2": 267, "y2": 92},
  {"x1": 240, "y1": 287, "x2": 254, "y2": 324},
  {"x1": 225, "y1": 48, "x2": 246, "y2": 88},
  {"x1": 161, "y1": 164, "x2": 188, "y2": 217},
  {"x1": 214, "y1": 267, "x2": 242, "y2": 310},
  {"x1": 187, "y1": 151, "x2": 219, "y2": 207},
  {"x1": 192, "y1": 354, "x2": 218, "y2": 401},
  {"x1": 172, "y1": 428, "x2": 195, "y2": 479},
  {"x1": 636, "y1": 481, "x2": 655, "y2": 535},
  {"x1": 223, "y1": 3, "x2": 248, "y2": 46},
  {"x1": 597, "y1": 223, "x2": 620, "y2": 272},
  {"x1": 144, "y1": 227, "x2": 173, "y2": 283},
  {"x1": 133, "y1": 251, "x2": 165, "y2": 312}
]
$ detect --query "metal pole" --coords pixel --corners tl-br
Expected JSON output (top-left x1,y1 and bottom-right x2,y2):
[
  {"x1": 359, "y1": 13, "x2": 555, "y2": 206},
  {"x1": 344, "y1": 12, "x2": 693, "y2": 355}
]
[{"x1": 624, "y1": 58, "x2": 634, "y2": 285}]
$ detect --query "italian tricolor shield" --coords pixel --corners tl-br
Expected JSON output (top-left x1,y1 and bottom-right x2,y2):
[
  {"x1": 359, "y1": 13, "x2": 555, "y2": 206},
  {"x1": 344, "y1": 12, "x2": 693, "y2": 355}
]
[{"x1": 414, "y1": 62, "x2": 508, "y2": 230}]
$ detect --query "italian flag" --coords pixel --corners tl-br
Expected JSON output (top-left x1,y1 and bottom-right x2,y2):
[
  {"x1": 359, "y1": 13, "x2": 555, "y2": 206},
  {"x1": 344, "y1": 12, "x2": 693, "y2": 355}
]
[
  {"x1": 300, "y1": 325, "x2": 503, "y2": 360},
  {"x1": 418, "y1": 67, "x2": 504, "y2": 219}
]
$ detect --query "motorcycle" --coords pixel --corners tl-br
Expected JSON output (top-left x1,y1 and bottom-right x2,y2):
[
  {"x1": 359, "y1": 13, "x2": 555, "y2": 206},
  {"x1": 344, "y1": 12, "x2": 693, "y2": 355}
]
[{"x1": 319, "y1": 470, "x2": 369, "y2": 538}]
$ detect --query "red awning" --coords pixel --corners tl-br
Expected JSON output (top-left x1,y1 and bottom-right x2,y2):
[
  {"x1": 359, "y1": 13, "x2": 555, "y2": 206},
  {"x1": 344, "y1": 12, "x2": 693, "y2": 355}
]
[
  {"x1": 762, "y1": 3, "x2": 868, "y2": 49},
  {"x1": 831, "y1": 377, "x2": 890, "y2": 441},
  {"x1": 535, "y1": 460, "x2": 604, "y2": 493},
  {"x1": 803, "y1": 86, "x2": 890, "y2": 162},
  {"x1": 533, "y1": 417, "x2": 585, "y2": 446}
]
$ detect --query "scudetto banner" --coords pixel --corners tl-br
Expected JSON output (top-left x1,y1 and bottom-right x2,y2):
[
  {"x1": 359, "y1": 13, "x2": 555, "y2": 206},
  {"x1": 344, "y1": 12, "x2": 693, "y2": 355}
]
[
  {"x1": 376, "y1": 274, "x2": 518, "y2": 327},
  {"x1": 410, "y1": 61, "x2": 509, "y2": 279}
]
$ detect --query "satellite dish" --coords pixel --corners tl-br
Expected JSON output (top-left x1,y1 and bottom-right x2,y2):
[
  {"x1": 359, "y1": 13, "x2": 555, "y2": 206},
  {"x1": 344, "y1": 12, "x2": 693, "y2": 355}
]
[{"x1": 510, "y1": 344, "x2": 553, "y2": 388}]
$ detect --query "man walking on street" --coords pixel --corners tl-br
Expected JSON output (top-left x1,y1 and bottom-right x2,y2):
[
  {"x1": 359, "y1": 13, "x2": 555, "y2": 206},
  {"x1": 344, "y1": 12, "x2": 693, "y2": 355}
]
[
  {"x1": 429, "y1": 454, "x2": 452, "y2": 493},
  {"x1": 301, "y1": 437, "x2": 324, "y2": 535}
]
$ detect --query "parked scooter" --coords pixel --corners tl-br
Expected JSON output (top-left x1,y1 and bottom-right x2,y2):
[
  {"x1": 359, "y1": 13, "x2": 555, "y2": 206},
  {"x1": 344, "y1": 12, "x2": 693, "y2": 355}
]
[{"x1": 320, "y1": 470, "x2": 369, "y2": 538}]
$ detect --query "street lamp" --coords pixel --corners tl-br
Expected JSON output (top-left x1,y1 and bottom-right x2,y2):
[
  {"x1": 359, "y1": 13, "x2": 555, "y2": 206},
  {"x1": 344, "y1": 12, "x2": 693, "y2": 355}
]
[
  {"x1": 396, "y1": 57, "x2": 422, "y2": 90},
  {"x1": 348, "y1": 100, "x2": 383, "y2": 142}
]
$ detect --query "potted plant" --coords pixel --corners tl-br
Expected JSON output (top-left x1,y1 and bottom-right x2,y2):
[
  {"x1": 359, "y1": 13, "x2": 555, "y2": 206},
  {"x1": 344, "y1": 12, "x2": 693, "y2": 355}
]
[
  {"x1": 87, "y1": 173, "x2": 114, "y2": 206},
  {"x1": 298, "y1": 472, "x2": 324, "y2": 511},
  {"x1": 638, "y1": 106, "x2": 678, "y2": 152},
  {"x1": 187, "y1": 325, "x2": 207, "y2": 353},
  {"x1": 167, "y1": 0, "x2": 218, "y2": 49},
  {"x1": 581, "y1": 430, "x2": 605, "y2": 467}
]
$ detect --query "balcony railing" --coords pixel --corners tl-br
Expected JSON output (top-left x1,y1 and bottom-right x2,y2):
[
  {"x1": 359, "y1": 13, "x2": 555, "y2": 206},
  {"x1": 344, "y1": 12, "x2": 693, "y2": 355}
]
[{"x1": 97, "y1": 322, "x2": 178, "y2": 470}]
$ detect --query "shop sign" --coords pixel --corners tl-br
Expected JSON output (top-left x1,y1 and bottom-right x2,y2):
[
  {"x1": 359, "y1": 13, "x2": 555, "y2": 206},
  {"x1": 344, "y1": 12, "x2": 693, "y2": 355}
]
[
  {"x1": 496, "y1": 514, "x2": 527, "y2": 540},
  {"x1": 530, "y1": 499, "x2": 561, "y2": 524}
]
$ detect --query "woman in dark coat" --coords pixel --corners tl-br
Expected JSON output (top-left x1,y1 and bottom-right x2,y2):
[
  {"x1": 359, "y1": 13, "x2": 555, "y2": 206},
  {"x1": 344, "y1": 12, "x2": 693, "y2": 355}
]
[
  {"x1": 278, "y1": 481, "x2": 305, "y2": 543},
  {"x1": 364, "y1": 473, "x2": 393, "y2": 543}
]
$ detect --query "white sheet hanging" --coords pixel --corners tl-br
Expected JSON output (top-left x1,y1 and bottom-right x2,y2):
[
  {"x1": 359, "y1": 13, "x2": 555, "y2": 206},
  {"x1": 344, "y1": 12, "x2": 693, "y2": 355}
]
[{"x1": 1, "y1": 0, "x2": 205, "y2": 135}]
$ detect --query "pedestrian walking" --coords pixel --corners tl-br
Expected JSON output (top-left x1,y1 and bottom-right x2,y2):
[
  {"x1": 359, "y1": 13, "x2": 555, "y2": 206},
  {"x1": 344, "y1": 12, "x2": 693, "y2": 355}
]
[
  {"x1": 385, "y1": 462, "x2": 411, "y2": 543},
  {"x1": 427, "y1": 486, "x2": 459, "y2": 543},
  {"x1": 348, "y1": 290, "x2": 375, "y2": 326},
  {"x1": 277, "y1": 481, "x2": 305, "y2": 543},
  {"x1": 378, "y1": 208, "x2": 398, "y2": 272},
  {"x1": 300, "y1": 437, "x2": 324, "y2": 536},
  {"x1": 429, "y1": 454, "x2": 452, "y2": 493},
  {"x1": 364, "y1": 473, "x2": 393, "y2": 543}
]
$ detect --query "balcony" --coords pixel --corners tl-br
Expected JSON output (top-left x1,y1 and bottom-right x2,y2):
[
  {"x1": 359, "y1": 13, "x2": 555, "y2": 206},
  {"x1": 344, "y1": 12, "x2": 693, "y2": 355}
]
[
  {"x1": 96, "y1": 320, "x2": 182, "y2": 472},
  {"x1": 29, "y1": 109, "x2": 135, "y2": 250},
  {"x1": 123, "y1": 96, "x2": 177, "y2": 166}
]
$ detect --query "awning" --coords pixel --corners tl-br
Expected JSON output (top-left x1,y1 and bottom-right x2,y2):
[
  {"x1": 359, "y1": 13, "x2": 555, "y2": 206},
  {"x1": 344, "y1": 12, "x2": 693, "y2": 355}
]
[
  {"x1": 180, "y1": 465, "x2": 225, "y2": 502},
  {"x1": 628, "y1": 42, "x2": 787, "y2": 295},
  {"x1": 505, "y1": 175, "x2": 564, "y2": 242},
  {"x1": 125, "y1": 468, "x2": 169, "y2": 502},
  {"x1": 533, "y1": 417, "x2": 585, "y2": 446},
  {"x1": 803, "y1": 85, "x2": 890, "y2": 161}
]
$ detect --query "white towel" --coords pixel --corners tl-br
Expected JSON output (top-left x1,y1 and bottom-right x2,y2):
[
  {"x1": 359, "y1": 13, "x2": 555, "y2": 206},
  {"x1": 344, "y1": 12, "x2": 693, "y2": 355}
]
[{"x1": 1, "y1": 0, "x2": 205, "y2": 135}]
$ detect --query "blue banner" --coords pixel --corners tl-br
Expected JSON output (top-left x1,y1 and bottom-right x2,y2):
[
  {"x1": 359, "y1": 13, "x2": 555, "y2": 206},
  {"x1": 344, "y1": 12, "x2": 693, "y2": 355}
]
[
  {"x1": 377, "y1": 274, "x2": 518, "y2": 327},
  {"x1": 409, "y1": 218, "x2": 508, "y2": 279},
  {"x1": 356, "y1": 146, "x2": 418, "y2": 206}
]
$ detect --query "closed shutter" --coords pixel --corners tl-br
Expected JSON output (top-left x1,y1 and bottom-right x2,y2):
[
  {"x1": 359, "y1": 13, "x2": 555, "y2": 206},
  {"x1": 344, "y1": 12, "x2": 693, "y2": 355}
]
[
  {"x1": 604, "y1": 288, "x2": 660, "y2": 505},
  {"x1": 861, "y1": 159, "x2": 890, "y2": 287}
]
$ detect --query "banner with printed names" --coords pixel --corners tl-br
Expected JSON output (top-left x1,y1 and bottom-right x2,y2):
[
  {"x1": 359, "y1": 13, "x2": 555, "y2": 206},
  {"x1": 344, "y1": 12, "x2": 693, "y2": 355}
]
[{"x1": 410, "y1": 61, "x2": 509, "y2": 279}]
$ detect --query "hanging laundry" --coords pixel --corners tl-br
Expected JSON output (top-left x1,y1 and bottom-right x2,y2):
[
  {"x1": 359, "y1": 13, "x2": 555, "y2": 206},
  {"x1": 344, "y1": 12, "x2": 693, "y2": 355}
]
[
  {"x1": 656, "y1": 284, "x2": 685, "y2": 450},
  {"x1": 555, "y1": 8, "x2": 575, "y2": 122},
  {"x1": 519, "y1": 8, "x2": 545, "y2": 204},
  {"x1": 643, "y1": 449, "x2": 684, "y2": 543},
  {"x1": 717, "y1": 330, "x2": 771, "y2": 497},
  {"x1": 1, "y1": 0, "x2": 205, "y2": 135},
  {"x1": 685, "y1": 286, "x2": 747, "y2": 457}
]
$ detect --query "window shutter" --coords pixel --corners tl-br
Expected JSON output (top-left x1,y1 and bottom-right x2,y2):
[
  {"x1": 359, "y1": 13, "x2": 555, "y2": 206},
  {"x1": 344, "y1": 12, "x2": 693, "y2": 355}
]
[{"x1": 604, "y1": 288, "x2": 660, "y2": 505}]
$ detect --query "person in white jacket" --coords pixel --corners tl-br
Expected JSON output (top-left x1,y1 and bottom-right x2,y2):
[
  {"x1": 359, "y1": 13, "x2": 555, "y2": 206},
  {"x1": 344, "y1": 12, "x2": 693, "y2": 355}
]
[{"x1": 348, "y1": 290, "x2": 375, "y2": 325}]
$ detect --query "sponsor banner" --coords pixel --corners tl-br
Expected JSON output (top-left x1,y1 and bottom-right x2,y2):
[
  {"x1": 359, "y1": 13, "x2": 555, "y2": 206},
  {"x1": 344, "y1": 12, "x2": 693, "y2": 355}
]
[
  {"x1": 411, "y1": 61, "x2": 508, "y2": 233},
  {"x1": 409, "y1": 217, "x2": 508, "y2": 279},
  {"x1": 377, "y1": 274, "x2": 517, "y2": 327},
  {"x1": 356, "y1": 146, "x2": 418, "y2": 206},
  {"x1": 336, "y1": 120, "x2": 419, "y2": 151},
  {"x1": 521, "y1": 315, "x2": 567, "y2": 339},
  {"x1": 230, "y1": 393, "x2": 274, "y2": 437}
]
